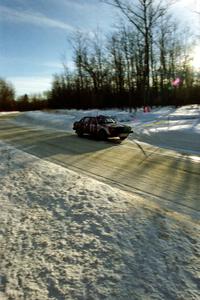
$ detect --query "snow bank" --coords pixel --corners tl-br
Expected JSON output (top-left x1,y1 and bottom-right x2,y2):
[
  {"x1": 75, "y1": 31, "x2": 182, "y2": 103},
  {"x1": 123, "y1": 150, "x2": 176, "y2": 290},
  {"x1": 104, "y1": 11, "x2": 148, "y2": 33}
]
[
  {"x1": 0, "y1": 111, "x2": 19, "y2": 115},
  {"x1": 132, "y1": 105, "x2": 200, "y2": 154},
  {"x1": 0, "y1": 142, "x2": 199, "y2": 300}
]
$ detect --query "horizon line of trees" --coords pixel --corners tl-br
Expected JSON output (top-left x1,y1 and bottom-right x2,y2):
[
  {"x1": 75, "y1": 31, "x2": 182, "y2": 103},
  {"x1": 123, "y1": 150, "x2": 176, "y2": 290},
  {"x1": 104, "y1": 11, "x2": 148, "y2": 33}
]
[
  {"x1": 1, "y1": 0, "x2": 200, "y2": 111},
  {"x1": 48, "y1": 0, "x2": 200, "y2": 110},
  {"x1": 0, "y1": 78, "x2": 48, "y2": 111}
]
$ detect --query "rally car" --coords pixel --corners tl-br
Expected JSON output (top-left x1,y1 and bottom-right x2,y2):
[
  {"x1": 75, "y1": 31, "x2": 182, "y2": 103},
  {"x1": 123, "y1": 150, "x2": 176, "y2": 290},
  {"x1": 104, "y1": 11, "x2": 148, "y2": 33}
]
[{"x1": 73, "y1": 115, "x2": 133, "y2": 140}]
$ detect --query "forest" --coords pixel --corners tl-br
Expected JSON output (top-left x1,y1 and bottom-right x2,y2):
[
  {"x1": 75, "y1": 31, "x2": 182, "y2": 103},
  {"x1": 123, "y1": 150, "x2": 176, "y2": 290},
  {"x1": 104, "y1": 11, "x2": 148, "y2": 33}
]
[{"x1": 1, "y1": 0, "x2": 200, "y2": 111}]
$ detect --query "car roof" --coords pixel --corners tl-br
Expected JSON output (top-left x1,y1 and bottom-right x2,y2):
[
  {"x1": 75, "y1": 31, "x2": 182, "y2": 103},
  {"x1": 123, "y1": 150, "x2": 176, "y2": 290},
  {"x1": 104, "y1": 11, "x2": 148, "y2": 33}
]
[
  {"x1": 82, "y1": 115, "x2": 112, "y2": 120},
  {"x1": 82, "y1": 116, "x2": 107, "y2": 119}
]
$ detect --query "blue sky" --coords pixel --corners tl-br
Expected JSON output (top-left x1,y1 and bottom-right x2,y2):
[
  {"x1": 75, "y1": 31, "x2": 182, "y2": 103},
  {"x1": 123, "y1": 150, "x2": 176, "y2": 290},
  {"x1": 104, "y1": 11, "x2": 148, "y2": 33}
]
[{"x1": 0, "y1": 0, "x2": 199, "y2": 96}]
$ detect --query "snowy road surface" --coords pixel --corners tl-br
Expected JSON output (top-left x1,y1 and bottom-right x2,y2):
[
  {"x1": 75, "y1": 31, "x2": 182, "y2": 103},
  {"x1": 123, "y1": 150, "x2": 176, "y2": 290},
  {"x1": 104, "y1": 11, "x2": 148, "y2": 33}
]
[
  {"x1": 0, "y1": 118, "x2": 199, "y2": 217},
  {"x1": 0, "y1": 110, "x2": 200, "y2": 300},
  {"x1": 0, "y1": 141, "x2": 199, "y2": 300}
]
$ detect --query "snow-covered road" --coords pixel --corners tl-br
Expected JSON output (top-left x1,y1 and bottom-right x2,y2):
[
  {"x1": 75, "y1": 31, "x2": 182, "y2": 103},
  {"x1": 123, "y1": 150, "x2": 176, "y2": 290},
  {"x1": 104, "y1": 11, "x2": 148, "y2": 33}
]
[
  {"x1": 0, "y1": 141, "x2": 199, "y2": 300},
  {"x1": 0, "y1": 106, "x2": 200, "y2": 300},
  {"x1": 0, "y1": 121, "x2": 199, "y2": 216}
]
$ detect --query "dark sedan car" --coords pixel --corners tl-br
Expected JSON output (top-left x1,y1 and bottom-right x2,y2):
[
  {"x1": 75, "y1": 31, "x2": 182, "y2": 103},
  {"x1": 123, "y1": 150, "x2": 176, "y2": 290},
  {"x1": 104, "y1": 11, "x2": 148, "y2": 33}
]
[{"x1": 73, "y1": 115, "x2": 133, "y2": 140}]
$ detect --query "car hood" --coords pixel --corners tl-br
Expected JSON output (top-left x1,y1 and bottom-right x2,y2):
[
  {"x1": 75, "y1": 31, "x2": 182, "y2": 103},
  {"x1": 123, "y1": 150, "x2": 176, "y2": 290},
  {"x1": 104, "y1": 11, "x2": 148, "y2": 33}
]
[{"x1": 107, "y1": 123, "x2": 131, "y2": 129}]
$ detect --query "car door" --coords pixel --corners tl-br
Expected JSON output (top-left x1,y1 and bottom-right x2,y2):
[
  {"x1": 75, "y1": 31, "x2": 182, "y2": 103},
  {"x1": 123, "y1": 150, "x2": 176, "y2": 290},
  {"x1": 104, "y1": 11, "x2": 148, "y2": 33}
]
[
  {"x1": 83, "y1": 117, "x2": 91, "y2": 134},
  {"x1": 90, "y1": 117, "x2": 97, "y2": 135}
]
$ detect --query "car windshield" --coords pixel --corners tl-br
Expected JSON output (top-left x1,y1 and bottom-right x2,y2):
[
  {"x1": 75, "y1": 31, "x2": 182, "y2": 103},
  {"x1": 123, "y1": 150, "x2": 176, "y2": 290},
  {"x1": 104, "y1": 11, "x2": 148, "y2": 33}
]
[{"x1": 98, "y1": 117, "x2": 116, "y2": 124}]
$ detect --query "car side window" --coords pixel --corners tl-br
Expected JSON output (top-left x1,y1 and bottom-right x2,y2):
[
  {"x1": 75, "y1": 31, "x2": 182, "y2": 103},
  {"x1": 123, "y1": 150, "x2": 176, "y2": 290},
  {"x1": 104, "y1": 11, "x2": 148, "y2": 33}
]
[
  {"x1": 97, "y1": 117, "x2": 105, "y2": 124},
  {"x1": 84, "y1": 117, "x2": 90, "y2": 124},
  {"x1": 90, "y1": 118, "x2": 97, "y2": 125},
  {"x1": 79, "y1": 118, "x2": 85, "y2": 123}
]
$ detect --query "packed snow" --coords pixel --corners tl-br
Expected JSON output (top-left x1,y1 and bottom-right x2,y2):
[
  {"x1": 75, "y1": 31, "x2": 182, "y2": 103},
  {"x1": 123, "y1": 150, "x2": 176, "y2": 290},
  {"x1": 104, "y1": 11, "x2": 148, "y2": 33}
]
[
  {"x1": 0, "y1": 105, "x2": 200, "y2": 299},
  {"x1": 12, "y1": 105, "x2": 200, "y2": 155},
  {"x1": 0, "y1": 141, "x2": 199, "y2": 300}
]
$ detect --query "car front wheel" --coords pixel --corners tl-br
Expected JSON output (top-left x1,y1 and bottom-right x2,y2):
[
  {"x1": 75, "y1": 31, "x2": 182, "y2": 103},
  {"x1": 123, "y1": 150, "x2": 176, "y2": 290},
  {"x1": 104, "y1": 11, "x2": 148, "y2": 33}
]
[
  {"x1": 119, "y1": 135, "x2": 128, "y2": 141},
  {"x1": 76, "y1": 130, "x2": 83, "y2": 137}
]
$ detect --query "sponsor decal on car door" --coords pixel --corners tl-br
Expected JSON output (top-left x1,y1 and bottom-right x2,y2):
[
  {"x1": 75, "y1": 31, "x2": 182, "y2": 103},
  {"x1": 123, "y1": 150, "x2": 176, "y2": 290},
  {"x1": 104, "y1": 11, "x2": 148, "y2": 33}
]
[
  {"x1": 84, "y1": 117, "x2": 90, "y2": 133},
  {"x1": 90, "y1": 118, "x2": 97, "y2": 135}
]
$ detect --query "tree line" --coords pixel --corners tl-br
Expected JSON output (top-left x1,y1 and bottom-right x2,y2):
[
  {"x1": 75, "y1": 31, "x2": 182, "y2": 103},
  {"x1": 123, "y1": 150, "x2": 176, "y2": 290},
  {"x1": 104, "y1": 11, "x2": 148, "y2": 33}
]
[
  {"x1": 0, "y1": 78, "x2": 48, "y2": 111},
  {"x1": 1, "y1": 0, "x2": 200, "y2": 111},
  {"x1": 49, "y1": 0, "x2": 200, "y2": 110}
]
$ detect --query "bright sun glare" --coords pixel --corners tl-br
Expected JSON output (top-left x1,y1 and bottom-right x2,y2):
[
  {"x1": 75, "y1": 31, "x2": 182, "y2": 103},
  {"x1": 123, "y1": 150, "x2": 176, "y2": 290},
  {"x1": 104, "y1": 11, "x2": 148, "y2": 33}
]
[{"x1": 191, "y1": 46, "x2": 200, "y2": 70}]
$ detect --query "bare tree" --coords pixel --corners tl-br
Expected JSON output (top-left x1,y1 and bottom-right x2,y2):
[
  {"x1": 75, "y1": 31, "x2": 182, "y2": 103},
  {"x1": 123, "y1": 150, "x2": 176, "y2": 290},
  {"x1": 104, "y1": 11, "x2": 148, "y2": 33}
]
[
  {"x1": 0, "y1": 78, "x2": 15, "y2": 111},
  {"x1": 102, "y1": 0, "x2": 171, "y2": 105},
  {"x1": 108, "y1": 33, "x2": 125, "y2": 94},
  {"x1": 72, "y1": 31, "x2": 109, "y2": 95},
  {"x1": 71, "y1": 31, "x2": 89, "y2": 92}
]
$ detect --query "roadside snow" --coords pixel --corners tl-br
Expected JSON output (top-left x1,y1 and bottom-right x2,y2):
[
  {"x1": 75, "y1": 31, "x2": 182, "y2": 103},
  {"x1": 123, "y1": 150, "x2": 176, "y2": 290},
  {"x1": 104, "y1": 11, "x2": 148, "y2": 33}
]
[
  {"x1": 0, "y1": 141, "x2": 199, "y2": 300},
  {"x1": 12, "y1": 105, "x2": 200, "y2": 155},
  {"x1": 131, "y1": 105, "x2": 200, "y2": 154},
  {"x1": 0, "y1": 112, "x2": 19, "y2": 115}
]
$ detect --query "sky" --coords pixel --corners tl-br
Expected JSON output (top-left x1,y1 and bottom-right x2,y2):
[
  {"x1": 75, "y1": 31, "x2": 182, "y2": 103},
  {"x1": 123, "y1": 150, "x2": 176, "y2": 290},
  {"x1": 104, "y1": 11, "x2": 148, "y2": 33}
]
[{"x1": 0, "y1": 0, "x2": 200, "y2": 96}]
